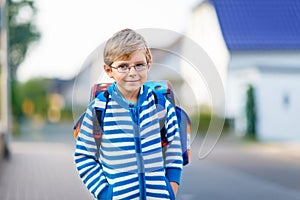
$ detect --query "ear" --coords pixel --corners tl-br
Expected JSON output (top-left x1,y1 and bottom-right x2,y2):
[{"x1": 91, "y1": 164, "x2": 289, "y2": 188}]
[
  {"x1": 104, "y1": 65, "x2": 113, "y2": 78},
  {"x1": 147, "y1": 59, "x2": 153, "y2": 72}
]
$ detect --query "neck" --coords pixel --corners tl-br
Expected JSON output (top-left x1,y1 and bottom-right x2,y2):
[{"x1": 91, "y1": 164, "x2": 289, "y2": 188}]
[{"x1": 117, "y1": 87, "x2": 139, "y2": 104}]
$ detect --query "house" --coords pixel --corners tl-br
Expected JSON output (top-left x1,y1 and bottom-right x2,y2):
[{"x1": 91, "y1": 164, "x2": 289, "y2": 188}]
[
  {"x1": 189, "y1": 0, "x2": 300, "y2": 141},
  {"x1": 181, "y1": 0, "x2": 230, "y2": 116}
]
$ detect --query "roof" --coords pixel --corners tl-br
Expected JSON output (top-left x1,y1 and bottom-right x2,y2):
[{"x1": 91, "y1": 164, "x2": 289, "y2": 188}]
[{"x1": 211, "y1": 0, "x2": 300, "y2": 51}]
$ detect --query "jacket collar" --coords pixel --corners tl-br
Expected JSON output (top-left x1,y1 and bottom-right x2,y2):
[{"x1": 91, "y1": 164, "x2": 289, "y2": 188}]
[{"x1": 107, "y1": 82, "x2": 151, "y2": 108}]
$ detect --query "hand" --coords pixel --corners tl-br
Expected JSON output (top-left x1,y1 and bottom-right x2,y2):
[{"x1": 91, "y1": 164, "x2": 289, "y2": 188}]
[{"x1": 169, "y1": 181, "x2": 178, "y2": 196}]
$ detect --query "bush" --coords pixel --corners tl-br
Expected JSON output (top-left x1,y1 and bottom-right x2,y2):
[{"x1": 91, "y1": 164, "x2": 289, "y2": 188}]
[
  {"x1": 191, "y1": 112, "x2": 231, "y2": 134},
  {"x1": 246, "y1": 85, "x2": 256, "y2": 138}
]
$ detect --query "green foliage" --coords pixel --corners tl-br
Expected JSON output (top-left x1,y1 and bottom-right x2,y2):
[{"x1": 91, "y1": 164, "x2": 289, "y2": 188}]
[
  {"x1": 10, "y1": 78, "x2": 50, "y2": 134},
  {"x1": 19, "y1": 78, "x2": 50, "y2": 118},
  {"x1": 7, "y1": 0, "x2": 41, "y2": 123},
  {"x1": 8, "y1": 0, "x2": 41, "y2": 77},
  {"x1": 194, "y1": 113, "x2": 212, "y2": 133},
  {"x1": 190, "y1": 111, "x2": 233, "y2": 136},
  {"x1": 246, "y1": 84, "x2": 256, "y2": 137},
  {"x1": 10, "y1": 79, "x2": 22, "y2": 119},
  {"x1": 13, "y1": 77, "x2": 76, "y2": 125},
  {"x1": 60, "y1": 108, "x2": 73, "y2": 121}
]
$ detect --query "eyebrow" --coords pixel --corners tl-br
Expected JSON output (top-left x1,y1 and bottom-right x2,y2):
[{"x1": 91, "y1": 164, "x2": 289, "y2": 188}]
[{"x1": 115, "y1": 60, "x2": 146, "y2": 65}]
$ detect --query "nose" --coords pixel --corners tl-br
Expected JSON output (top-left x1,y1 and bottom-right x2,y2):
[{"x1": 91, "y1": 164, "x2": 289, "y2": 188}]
[
  {"x1": 128, "y1": 66, "x2": 137, "y2": 74},
  {"x1": 127, "y1": 67, "x2": 137, "y2": 77}
]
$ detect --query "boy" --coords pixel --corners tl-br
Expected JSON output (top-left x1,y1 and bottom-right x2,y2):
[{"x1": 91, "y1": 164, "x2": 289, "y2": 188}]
[{"x1": 74, "y1": 28, "x2": 183, "y2": 200}]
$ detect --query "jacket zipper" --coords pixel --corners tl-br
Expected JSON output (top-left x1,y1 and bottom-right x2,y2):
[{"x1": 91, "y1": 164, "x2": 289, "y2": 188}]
[{"x1": 130, "y1": 105, "x2": 146, "y2": 200}]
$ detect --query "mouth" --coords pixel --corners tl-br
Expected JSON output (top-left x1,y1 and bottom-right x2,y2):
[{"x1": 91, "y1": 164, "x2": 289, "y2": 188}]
[{"x1": 125, "y1": 80, "x2": 140, "y2": 82}]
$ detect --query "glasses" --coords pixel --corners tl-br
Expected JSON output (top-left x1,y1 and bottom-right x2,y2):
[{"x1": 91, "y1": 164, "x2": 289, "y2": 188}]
[{"x1": 110, "y1": 63, "x2": 148, "y2": 73}]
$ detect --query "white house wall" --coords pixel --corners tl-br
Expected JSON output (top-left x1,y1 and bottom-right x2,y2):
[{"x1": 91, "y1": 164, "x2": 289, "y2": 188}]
[
  {"x1": 226, "y1": 67, "x2": 260, "y2": 134},
  {"x1": 227, "y1": 50, "x2": 300, "y2": 141},
  {"x1": 230, "y1": 51, "x2": 300, "y2": 69},
  {"x1": 256, "y1": 70, "x2": 300, "y2": 141},
  {"x1": 182, "y1": 1, "x2": 230, "y2": 115}
]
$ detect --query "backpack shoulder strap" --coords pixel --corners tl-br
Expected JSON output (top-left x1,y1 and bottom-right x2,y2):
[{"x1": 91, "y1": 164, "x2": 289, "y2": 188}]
[
  {"x1": 93, "y1": 90, "x2": 109, "y2": 160},
  {"x1": 152, "y1": 91, "x2": 168, "y2": 146},
  {"x1": 73, "y1": 112, "x2": 85, "y2": 139},
  {"x1": 175, "y1": 106, "x2": 191, "y2": 165}
]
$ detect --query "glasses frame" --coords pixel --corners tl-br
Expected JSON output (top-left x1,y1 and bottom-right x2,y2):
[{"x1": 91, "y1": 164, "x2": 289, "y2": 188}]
[{"x1": 110, "y1": 63, "x2": 149, "y2": 73}]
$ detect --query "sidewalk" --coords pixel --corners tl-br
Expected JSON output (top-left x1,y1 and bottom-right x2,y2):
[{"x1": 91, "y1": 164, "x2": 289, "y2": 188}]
[
  {"x1": 0, "y1": 141, "x2": 93, "y2": 200},
  {"x1": 197, "y1": 135, "x2": 300, "y2": 193},
  {"x1": 178, "y1": 134, "x2": 300, "y2": 200},
  {"x1": 1, "y1": 121, "x2": 300, "y2": 200},
  {"x1": 242, "y1": 140, "x2": 300, "y2": 161}
]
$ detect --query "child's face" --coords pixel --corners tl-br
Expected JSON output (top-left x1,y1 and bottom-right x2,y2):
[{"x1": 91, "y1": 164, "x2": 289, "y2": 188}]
[{"x1": 104, "y1": 50, "x2": 152, "y2": 97}]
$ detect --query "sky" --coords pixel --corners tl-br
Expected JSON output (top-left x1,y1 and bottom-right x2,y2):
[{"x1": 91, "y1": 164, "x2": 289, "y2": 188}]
[{"x1": 17, "y1": 0, "x2": 200, "y2": 82}]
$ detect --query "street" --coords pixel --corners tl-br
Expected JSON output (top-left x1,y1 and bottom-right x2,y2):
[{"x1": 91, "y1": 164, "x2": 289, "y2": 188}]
[
  {"x1": 179, "y1": 134, "x2": 300, "y2": 200},
  {"x1": 0, "y1": 121, "x2": 300, "y2": 200}
]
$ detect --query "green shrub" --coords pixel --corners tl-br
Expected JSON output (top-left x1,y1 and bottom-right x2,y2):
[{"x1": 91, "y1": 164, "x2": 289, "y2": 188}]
[{"x1": 246, "y1": 85, "x2": 256, "y2": 138}]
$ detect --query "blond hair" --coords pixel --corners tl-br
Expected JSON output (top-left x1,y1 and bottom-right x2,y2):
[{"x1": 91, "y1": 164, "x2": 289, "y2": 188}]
[{"x1": 103, "y1": 29, "x2": 152, "y2": 66}]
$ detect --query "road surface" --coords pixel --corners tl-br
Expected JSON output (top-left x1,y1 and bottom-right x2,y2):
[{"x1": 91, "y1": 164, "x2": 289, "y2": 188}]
[{"x1": 0, "y1": 121, "x2": 299, "y2": 200}]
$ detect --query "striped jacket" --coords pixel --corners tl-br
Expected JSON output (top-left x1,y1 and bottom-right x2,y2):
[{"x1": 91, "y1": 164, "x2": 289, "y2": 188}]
[{"x1": 74, "y1": 83, "x2": 183, "y2": 200}]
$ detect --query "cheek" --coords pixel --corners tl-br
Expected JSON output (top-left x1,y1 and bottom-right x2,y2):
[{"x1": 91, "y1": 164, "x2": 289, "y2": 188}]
[
  {"x1": 142, "y1": 71, "x2": 149, "y2": 79},
  {"x1": 108, "y1": 73, "x2": 114, "y2": 78},
  {"x1": 113, "y1": 74, "x2": 126, "y2": 82}
]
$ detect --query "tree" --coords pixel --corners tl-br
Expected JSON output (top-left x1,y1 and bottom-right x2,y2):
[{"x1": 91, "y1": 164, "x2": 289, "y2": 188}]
[
  {"x1": 7, "y1": 0, "x2": 40, "y2": 121},
  {"x1": 18, "y1": 78, "x2": 49, "y2": 119},
  {"x1": 8, "y1": 0, "x2": 40, "y2": 78}
]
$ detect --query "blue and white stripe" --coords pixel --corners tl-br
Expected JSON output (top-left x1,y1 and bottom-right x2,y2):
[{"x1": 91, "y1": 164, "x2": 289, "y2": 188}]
[{"x1": 74, "y1": 83, "x2": 183, "y2": 200}]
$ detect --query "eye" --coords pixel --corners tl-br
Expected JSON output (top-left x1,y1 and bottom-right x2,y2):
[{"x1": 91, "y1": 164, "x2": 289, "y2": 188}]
[
  {"x1": 118, "y1": 64, "x2": 128, "y2": 70},
  {"x1": 135, "y1": 63, "x2": 146, "y2": 68}
]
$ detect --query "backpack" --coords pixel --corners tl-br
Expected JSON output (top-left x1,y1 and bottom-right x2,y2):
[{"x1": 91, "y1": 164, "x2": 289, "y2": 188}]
[{"x1": 73, "y1": 80, "x2": 191, "y2": 166}]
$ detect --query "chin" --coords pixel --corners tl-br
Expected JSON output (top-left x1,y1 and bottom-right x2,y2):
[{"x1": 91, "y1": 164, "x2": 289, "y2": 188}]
[{"x1": 125, "y1": 84, "x2": 141, "y2": 92}]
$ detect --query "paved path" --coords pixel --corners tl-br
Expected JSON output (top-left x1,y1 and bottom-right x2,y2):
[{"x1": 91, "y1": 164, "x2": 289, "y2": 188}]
[
  {"x1": 0, "y1": 122, "x2": 300, "y2": 200},
  {"x1": 0, "y1": 142, "x2": 92, "y2": 200},
  {"x1": 178, "y1": 135, "x2": 300, "y2": 200}
]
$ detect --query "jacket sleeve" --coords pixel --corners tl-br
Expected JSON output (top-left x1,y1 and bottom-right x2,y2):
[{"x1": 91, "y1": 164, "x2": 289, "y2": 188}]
[
  {"x1": 164, "y1": 100, "x2": 183, "y2": 185},
  {"x1": 74, "y1": 103, "x2": 111, "y2": 199}
]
